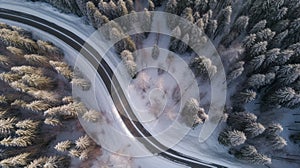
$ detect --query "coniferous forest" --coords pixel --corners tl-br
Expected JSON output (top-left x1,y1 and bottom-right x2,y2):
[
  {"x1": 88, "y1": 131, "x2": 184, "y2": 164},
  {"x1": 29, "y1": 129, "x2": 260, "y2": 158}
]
[{"x1": 1, "y1": 0, "x2": 300, "y2": 167}]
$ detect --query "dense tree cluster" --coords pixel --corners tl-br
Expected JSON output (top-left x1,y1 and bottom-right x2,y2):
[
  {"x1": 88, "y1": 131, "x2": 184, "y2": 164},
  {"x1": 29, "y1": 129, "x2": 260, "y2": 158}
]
[
  {"x1": 0, "y1": 23, "x2": 99, "y2": 167},
  {"x1": 180, "y1": 98, "x2": 208, "y2": 127}
]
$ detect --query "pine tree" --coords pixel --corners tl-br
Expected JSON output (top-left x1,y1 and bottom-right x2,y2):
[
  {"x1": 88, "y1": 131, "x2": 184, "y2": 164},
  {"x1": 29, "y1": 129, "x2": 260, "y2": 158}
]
[
  {"x1": 0, "y1": 117, "x2": 15, "y2": 135},
  {"x1": 234, "y1": 145, "x2": 271, "y2": 165},
  {"x1": 69, "y1": 148, "x2": 81, "y2": 158},
  {"x1": 152, "y1": 44, "x2": 160, "y2": 60},
  {"x1": 271, "y1": 30, "x2": 288, "y2": 48},
  {"x1": 190, "y1": 55, "x2": 217, "y2": 79},
  {"x1": 234, "y1": 89, "x2": 257, "y2": 104},
  {"x1": 148, "y1": 0, "x2": 155, "y2": 11},
  {"x1": 26, "y1": 100, "x2": 51, "y2": 112},
  {"x1": 93, "y1": 10, "x2": 109, "y2": 29},
  {"x1": 177, "y1": 33, "x2": 189, "y2": 54},
  {"x1": 16, "y1": 119, "x2": 39, "y2": 130},
  {"x1": 75, "y1": 135, "x2": 92, "y2": 150},
  {"x1": 205, "y1": 19, "x2": 218, "y2": 38},
  {"x1": 277, "y1": 64, "x2": 300, "y2": 85},
  {"x1": 218, "y1": 129, "x2": 246, "y2": 147},
  {"x1": 264, "y1": 123, "x2": 283, "y2": 135},
  {"x1": 141, "y1": 8, "x2": 152, "y2": 34},
  {"x1": 0, "y1": 72, "x2": 22, "y2": 83},
  {"x1": 125, "y1": 0, "x2": 134, "y2": 12},
  {"x1": 247, "y1": 54, "x2": 265, "y2": 72},
  {"x1": 226, "y1": 67, "x2": 244, "y2": 84},
  {"x1": 194, "y1": 0, "x2": 208, "y2": 14},
  {"x1": 79, "y1": 149, "x2": 89, "y2": 160},
  {"x1": 256, "y1": 29, "x2": 275, "y2": 42},
  {"x1": 36, "y1": 40, "x2": 61, "y2": 55},
  {"x1": 266, "y1": 87, "x2": 296, "y2": 106},
  {"x1": 250, "y1": 41, "x2": 268, "y2": 57},
  {"x1": 244, "y1": 122, "x2": 265, "y2": 138},
  {"x1": 86, "y1": 1, "x2": 97, "y2": 28},
  {"x1": 243, "y1": 34, "x2": 257, "y2": 48},
  {"x1": 288, "y1": 43, "x2": 300, "y2": 62},
  {"x1": 273, "y1": 19, "x2": 290, "y2": 33},
  {"x1": 181, "y1": 98, "x2": 207, "y2": 127},
  {"x1": 117, "y1": 0, "x2": 128, "y2": 17},
  {"x1": 232, "y1": 16, "x2": 249, "y2": 33},
  {"x1": 285, "y1": 93, "x2": 300, "y2": 108},
  {"x1": 55, "y1": 140, "x2": 73, "y2": 152},
  {"x1": 0, "y1": 55, "x2": 10, "y2": 67},
  {"x1": 44, "y1": 117, "x2": 62, "y2": 126},
  {"x1": 120, "y1": 50, "x2": 134, "y2": 61},
  {"x1": 262, "y1": 48, "x2": 281, "y2": 68},
  {"x1": 11, "y1": 136, "x2": 33, "y2": 147},
  {"x1": 0, "y1": 153, "x2": 30, "y2": 167},
  {"x1": 166, "y1": 0, "x2": 178, "y2": 29},
  {"x1": 82, "y1": 110, "x2": 101, "y2": 122},
  {"x1": 214, "y1": 6, "x2": 232, "y2": 37},
  {"x1": 98, "y1": 0, "x2": 110, "y2": 17},
  {"x1": 250, "y1": 20, "x2": 267, "y2": 34},
  {"x1": 71, "y1": 78, "x2": 91, "y2": 91},
  {"x1": 108, "y1": 0, "x2": 118, "y2": 19},
  {"x1": 124, "y1": 59, "x2": 137, "y2": 78},
  {"x1": 169, "y1": 26, "x2": 181, "y2": 51},
  {"x1": 49, "y1": 61, "x2": 73, "y2": 81},
  {"x1": 266, "y1": 134, "x2": 287, "y2": 150},
  {"x1": 6, "y1": 46, "x2": 24, "y2": 56},
  {"x1": 0, "y1": 95, "x2": 6, "y2": 104},
  {"x1": 276, "y1": 49, "x2": 294, "y2": 65},
  {"x1": 247, "y1": 73, "x2": 275, "y2": 89},
  {"x1": 227, "y1": 111, "x2": 257, "y2": 130}
]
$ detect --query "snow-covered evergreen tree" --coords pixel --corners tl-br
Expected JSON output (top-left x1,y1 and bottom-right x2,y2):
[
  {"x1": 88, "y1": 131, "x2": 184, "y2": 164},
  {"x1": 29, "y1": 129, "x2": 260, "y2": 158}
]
[
  {"x1": 86, "y1": 1, "x2": 97, "y2": 28},
  {"x1": 244, "y1": 122, "x2": 265, "y2": 138},
  {"x1": 234, "y1": 89, "x2": 257, "y2": 104},
  {"x1": 266, "y1": 134, "x2": 287, "y2": 150},
  {"x1": 256, "y1": 28, "x2": 276, "y2": 42},
  {"x1": 180, "y1": 98, "x2": 207, "y2": 127},
  {"x1": 247, "y1": 54, "x2": 265, "y2": 72},
  {"x1": 234, "y1": 145, "x2": 272, "y2": 165},
  {"x1": 177, "y1": 33, "x2": 189, "y2": 54},
  {"x1": 243, "y1": 34, "x2": 257, "y2": 48},
  {"x1": 226, "y1": 66, "x2": 244, "y2": 84},
  {"x1": 117, "y1": 0, "x2": 128, "y2": 17},
  {"x1": 250, "y1": 41, "x2": 268, "y2": 57},
  {"x1": 250, "y1": 20, "x2": 267, "y2": 34},
  {"x1": 152, "y1": 44, "x2": 160, "y2": 60},
  {"x1": 214, "y1": 6, "x2": 232, "y2": 37},
  {"x1": 148, "y1": 0, "x2": 155, "y2": 11},
  {"x1": 264, "y1": 123, "x2": 283, "y2": 135},
  {"x1": 218, "y1": 129, "x2": 246, "y2": 147}
]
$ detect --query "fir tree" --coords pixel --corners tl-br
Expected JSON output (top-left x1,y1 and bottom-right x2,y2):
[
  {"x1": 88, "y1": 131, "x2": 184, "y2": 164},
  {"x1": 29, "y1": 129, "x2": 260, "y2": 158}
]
[
  {"x1": 250, "y1": 20, "x2": 267, "y2": 34},
  {"x1": 264, "y1": 123, "x2": 283, "y2": 135},
  {"x1": 177, "y1": 33, "x2": 189, "y2": 54},
  {"x1": 214, "y1": 6, "x2": 232, "y2": 37},
  {"x1": 250, "y1": 41, "x2": 268, "y2": 57},
  {"x1": 244, "y1": 122, "x2": 265, "y2": 138},
  {"x1": 75, "y1": 135, "x2": 92, "y2": 150},
  {"x1": 266, "y1": 134, "x2": 287, "y2": 150},
  {"x1": 248, "y1": 54, "x2": 265, "y2": 72},
  {"x1": 234, "y1": 89, "x2": 257, "y2": 104},
  {"x1": 218, "y1": 129, "x2": 246, "y2": 147},
  {"x1": 86, "y1": 1, "x2": 97, "y2": 28},
  {"x1": 152, "y1": 44, "x2": 160, "y2": 60},
  {"x1": 55, "y1": 140, "x2": 73, "y2": 152}
]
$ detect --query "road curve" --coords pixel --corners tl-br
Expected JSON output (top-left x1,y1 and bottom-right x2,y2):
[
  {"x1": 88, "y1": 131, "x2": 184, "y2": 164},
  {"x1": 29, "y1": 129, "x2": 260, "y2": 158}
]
[{"x1": 0, "y1": 8, "x2": 226, "y2": 168}]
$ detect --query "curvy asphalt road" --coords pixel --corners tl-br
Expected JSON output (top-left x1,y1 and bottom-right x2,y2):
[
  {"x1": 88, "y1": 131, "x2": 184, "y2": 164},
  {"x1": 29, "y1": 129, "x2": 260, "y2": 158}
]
[{"x1": 0, "y1": 8, "x2": 226, "y2": 168}]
